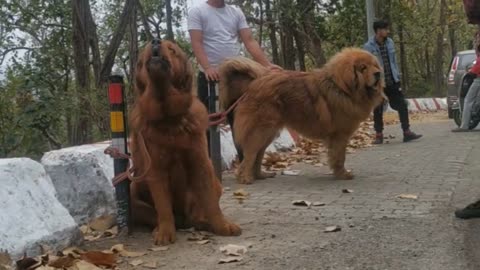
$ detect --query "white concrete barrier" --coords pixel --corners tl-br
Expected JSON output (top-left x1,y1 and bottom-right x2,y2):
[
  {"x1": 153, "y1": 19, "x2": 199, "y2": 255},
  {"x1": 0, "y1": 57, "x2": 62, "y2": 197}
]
[
  {"x1": 0, "y1": 158, "x2": 82, "y2": 259},
  {"x1": 41, "y1": 142, "x2": 116, "y2": 225}
]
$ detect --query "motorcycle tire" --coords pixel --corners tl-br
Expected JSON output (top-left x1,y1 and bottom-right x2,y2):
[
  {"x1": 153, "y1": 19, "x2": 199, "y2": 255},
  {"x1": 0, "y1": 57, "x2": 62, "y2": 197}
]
[{"x1": 453, "y1": 109, "x2": 462, "y2": 127}]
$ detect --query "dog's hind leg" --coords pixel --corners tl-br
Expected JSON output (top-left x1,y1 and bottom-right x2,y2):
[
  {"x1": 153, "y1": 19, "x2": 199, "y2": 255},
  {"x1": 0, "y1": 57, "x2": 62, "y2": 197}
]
[
  {"x1": 254, "y1": 145, "x2": 276, "y2": 180},
  {"x1": 237, "y1": 127, "x2": 278, "y2": 184}
]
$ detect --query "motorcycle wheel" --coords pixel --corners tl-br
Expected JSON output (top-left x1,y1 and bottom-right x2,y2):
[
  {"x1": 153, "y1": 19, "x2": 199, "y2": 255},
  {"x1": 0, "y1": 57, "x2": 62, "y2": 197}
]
[
  {"x1": 453, "y1": 109, "x2": 462, "y2": 127},
  {"x1": 469, "y1": 118, "x2": 480, "y2": 129}
]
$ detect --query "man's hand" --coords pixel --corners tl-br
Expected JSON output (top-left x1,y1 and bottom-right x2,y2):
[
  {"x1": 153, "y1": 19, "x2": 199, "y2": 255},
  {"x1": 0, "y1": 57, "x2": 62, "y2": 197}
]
[
  {"x1": 205, "y1": 67, "x2": 220, "y2": 82},
  {"x1": 267, "y1": 63, "x2": 283, "y2": 72}
]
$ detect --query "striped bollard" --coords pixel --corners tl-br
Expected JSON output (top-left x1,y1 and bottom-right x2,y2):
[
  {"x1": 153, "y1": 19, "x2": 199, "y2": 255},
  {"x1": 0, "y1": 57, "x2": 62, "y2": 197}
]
[{"x1": 108, "y1": 74, "x2": 131, "y2": 234}]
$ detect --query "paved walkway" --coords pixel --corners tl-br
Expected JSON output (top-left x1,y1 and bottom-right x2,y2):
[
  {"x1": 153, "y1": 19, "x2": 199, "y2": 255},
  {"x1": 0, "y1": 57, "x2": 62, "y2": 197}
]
[{"x1": 89, "y1": 119, "x2": 480, "y2": 270}]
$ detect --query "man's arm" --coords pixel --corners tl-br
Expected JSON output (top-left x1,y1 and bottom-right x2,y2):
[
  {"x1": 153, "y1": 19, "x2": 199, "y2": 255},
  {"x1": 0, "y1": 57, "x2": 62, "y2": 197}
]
[
  {"x1": 239, "y1": 28, "x2": 271, "y2": 67},
  {"x1": 189, "y1": 30, "x2": 210, "y2": 71}
]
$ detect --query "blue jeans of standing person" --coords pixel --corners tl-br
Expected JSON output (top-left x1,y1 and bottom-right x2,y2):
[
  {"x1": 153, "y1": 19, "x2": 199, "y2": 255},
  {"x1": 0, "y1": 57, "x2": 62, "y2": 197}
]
[{"x1": 460, "y1": 77, "x2": 480, "y2": 129}]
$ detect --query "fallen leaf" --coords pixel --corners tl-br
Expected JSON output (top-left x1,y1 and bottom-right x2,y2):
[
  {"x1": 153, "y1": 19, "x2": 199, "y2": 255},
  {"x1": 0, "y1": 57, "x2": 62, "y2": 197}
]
[
  {"x1": 233, "y1": 189, "x2": 249, "y2": 197},
  {"x1": 312, "y1": 202, "x2": 326, "y2": 206},
  {"x1": 62, "y1": 247, "x2": 85, "y2": 258},
  {"x1": 0, "y1": 250, "x2": 12, "y2": 270},
  {"x1": 324, "y1": 226, "x2": 342, "y2": 233},
  {"x1": 282, "y1": 170, "x2": 301, "y2": 176},
  {"x1": 102, "y1": 226, "x2": 118, "y2": 238},
  {"x1": 48, "y1": 254, "x2": 76, "y2": 268},
  {"x1": 80, "y1": 251, "x2": 116, "y2": 268},
  {"x1": 292, "y1": 200, "x2": 312, "y2": 207},
  {"x1": 342, "y1": 189, "x2": 354, "y2": 194},
  {"x1": 73, "y1": 260, "x2": 103, "y2": 270},
  {"x1": 15, "y1": 253, "x2": 40, "y2": 270},
  {"x1": 89, "y1": 215, "x2": 116, "y2": 231},
  {"x1": 143, "y1": 261, "x2": 158, "y2": 269},
  {"x1": 196, "y1": 240, "x2": 211, "y2": 245},
  {"x1": 79, "y1": 225, "x2": 90, "y2": 235},
  {"x1": 218, "y1": 257, "x2": 242, "y2": 264},
  {"x1": 129, "y1": 259, "x2": 144, "y2": 267},
  {"x1": 187, "y1": 232, "x2": 209, "y2": 241},
  {"x1": 219, "y1": 244, "x2": 247, "y2": 256},
  {"x1": 110, "y1": 244, "x2": 146, "y2": 257},
  {"x1": 148, "y1": 247, "x2": 169, "y2": 252},
  {"x1": 34, "y1": 266, "x2": 56, "y2": 270},
  {"x1": 396, "y1": 194, "x2": 418, "y2": 199}
]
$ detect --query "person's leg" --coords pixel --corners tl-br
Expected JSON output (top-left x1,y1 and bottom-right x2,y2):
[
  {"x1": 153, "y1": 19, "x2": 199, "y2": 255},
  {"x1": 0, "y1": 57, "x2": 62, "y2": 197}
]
[
  {"x1": 454, "y1": 78, "x2": 480, "y2": 131},
  {"x1": 197, "y1": 72, "x2": 210, "y2": 153},
  {"x1": 388, "y1": 83, "x2": 422, "y2": 142},
  {"x1": 372, "y1": 103, "x2": 385, "y2": 144}
]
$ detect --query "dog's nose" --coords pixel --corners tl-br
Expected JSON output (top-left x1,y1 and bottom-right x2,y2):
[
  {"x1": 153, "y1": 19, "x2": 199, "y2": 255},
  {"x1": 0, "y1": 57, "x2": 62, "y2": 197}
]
[
  {"x1": 374, "y1": 71, "x2": 381, "y2": 81},
  {"x1": 152, "y1": 38, "x2": 162, "y2": 57}
]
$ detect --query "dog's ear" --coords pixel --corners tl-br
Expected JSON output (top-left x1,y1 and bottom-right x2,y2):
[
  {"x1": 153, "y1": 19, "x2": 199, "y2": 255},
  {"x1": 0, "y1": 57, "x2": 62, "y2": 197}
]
[
  {"x1": 135, "y1": 57, "x2": 147, "y2": 96},
  {"x1": 330, "y1": 58, "x2": 356, "y2": 95}
]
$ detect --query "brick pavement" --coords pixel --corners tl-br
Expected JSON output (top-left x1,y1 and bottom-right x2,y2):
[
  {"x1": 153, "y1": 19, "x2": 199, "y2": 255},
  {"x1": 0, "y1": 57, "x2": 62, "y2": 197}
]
[{"x1": 89, "y1": 119, "x2": 480, "y2": 270}]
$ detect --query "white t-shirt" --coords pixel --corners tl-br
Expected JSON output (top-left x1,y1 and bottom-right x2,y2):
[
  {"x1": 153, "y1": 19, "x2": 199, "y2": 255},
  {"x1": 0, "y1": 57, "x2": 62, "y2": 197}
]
[{"x1": 187, "y1": 2, "x2": 249, "y2": 69}]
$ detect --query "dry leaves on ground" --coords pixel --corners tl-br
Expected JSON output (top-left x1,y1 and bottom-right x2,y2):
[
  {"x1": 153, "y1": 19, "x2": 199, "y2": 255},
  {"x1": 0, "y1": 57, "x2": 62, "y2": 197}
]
[
  {"x1": 324, "y1": 226, "x2": 342, "y2": 233},
  {"x1": 14, "y1": 242, "x2": 155, "y2": 270},
  {"x1": 396, "y1": 194, "x2": 418, "y2": 200},
  {"x1": 80, "y1": 215, "x2": 118, "y2": 242},
  {"x1": 219, "y1": 244, "x2": 247, "y2": 256}
]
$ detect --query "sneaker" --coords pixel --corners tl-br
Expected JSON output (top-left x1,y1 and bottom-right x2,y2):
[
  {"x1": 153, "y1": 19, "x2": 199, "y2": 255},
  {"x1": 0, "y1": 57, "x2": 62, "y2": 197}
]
[
  {"x1": 373, "y1": 133, "x2": 383, "y2": 144},
  {"x1": 403, "y1": 130, "x2": 422, "y2": 142},
  {"x1": 455, "y1": 199, "x2": 480, "y2": 219}
]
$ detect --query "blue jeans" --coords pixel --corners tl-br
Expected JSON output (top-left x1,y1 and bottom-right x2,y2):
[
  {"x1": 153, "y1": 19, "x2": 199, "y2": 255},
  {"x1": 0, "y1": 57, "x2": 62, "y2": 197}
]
[{"x1": 460, "y1": 77, "x2": 480, "y2": 129}]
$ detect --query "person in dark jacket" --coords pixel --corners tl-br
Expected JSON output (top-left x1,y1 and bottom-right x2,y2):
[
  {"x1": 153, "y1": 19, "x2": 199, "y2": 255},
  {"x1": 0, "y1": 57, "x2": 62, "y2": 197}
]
[{"x1": 363, "y1": 20, "x2": 422, "y2": 144}]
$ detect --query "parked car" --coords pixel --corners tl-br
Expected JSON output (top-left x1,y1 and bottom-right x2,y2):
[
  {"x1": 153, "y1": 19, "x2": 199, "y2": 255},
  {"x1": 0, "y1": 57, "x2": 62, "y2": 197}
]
[{"x1": 446, "y1": 50, "x2": 476, "y2": 118}]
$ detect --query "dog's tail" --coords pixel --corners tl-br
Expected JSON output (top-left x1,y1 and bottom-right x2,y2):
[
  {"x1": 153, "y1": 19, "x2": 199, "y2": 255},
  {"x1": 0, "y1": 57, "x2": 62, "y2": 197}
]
[{"x1": 218, "y1": 57, "x2": 268, "y2": 110}]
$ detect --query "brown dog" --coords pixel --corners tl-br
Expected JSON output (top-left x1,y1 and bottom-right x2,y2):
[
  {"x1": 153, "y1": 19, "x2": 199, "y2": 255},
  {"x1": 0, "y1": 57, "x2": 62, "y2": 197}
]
[
  {"x1": 219, "y1": 47, "x2": 384, "y2": 184},
  {"x1": 129, "y1": 39, "x2": 241, "y2": 245}
]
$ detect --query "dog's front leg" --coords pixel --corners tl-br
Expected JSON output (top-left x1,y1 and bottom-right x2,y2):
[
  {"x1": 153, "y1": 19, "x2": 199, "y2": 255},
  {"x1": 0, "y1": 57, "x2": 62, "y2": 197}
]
[
  {"x1": 146, "y1": 173, "x2": 176, "y2": 245},
  {"x1": 327, "y1": 136, "x2": 354, "y2": 180},
  {"x1": 187, "y1": 147, "x2": 242, "y2": 236}
]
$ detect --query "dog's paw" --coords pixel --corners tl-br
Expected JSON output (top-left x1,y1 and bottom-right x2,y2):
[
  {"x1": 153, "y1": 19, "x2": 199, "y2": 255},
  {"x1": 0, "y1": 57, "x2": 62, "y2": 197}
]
[
  {"x1": 255, "y1": 170, "x2": 276, "y2": 180},
  {"x1": 334, "y1": 169, "x2": 354, "y2": 180},
  {"x1": 152, "y1": 223, "x2": 176, "y2": 245},
  {"x1": 212, "y1": 220, "x2": 242, "y2": 236}
]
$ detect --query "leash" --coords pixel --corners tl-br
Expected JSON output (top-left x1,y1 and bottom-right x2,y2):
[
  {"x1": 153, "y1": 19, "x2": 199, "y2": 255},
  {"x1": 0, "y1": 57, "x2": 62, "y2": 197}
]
[{"x1": 104, "y1": 132, "x2": 151, "y2": 186}]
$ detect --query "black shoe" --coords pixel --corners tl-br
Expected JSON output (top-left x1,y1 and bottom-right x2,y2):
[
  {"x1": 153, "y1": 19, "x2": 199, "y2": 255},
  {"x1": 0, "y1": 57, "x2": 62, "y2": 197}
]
[
  {"x1": 373, "y1": 133, "x2": 383, "y2": 144},
  {"x1": 455, "y1": 200, "x2": 480, "y2": 219},
  {"x1": 403, "y1": 130, "x2": 422, "y2": 142}
]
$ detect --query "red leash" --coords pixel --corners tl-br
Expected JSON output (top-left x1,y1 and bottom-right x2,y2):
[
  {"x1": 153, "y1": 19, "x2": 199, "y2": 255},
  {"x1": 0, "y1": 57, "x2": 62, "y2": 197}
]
[{"x1": 208, "y1": 93, "x2": 246, "y2": 126}]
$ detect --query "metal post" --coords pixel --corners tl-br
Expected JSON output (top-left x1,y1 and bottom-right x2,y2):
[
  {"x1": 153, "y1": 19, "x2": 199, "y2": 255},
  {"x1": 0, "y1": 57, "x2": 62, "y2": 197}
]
[
  {"x1": 108, "y1": 74, "x2": 131, "y2": 234},
  {"x1": 366, "y1": 0, "x2": 375, "y2": 38},
  {"x1": 208, "y1": 81, "x2": 222, "y2": 181}
]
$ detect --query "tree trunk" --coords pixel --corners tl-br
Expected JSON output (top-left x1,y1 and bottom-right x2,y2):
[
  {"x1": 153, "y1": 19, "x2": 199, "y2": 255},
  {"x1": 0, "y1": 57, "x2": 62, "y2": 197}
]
[
  {"x1": 257, "y1": 0, "x2": 263, "y2": 46},
  {"x1": 434, "y1": 0, "x2": 447, "y2": 97},
  {"x1": 265, "y1": 0, "x2": 279, "y2": 65},
  {"x1": 398, "y1": 23, "x2": 409, "y2": 94},
  {"x1": 165, "y1": 0, "x2": 174, "y2": 40},
  {"x1": 293, "y1": 30, "x2": 306, "y2": 71},
  {"x1": 137, "y1": 0, "x2": 153, "y2": 41},
  {"x1": 97, "y1": 0, "x2": 136, "y2": 88},
  {"x1": 302, "y1": 0, "x2": 326, "y2": 67},
  {"x1": 128, "y1": 1, "x2": 138, "y2": 104},
  {"x1": 71, "y1": 0, "x2": 92, "y2": 145}
]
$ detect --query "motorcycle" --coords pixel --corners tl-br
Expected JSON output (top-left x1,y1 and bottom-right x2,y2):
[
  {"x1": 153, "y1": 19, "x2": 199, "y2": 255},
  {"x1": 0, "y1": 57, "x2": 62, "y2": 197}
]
[{"x1": 452, "y1": 62, "x2": 480, "y2": 129}]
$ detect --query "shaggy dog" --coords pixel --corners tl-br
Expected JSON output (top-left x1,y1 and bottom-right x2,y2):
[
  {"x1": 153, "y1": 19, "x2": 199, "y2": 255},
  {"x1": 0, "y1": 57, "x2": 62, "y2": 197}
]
[
  {"x1": 218, "y1": 47, "x2": 384, "y2": 184},
  {"x1": 129, "y1": 39, "x2": 241, "y2": 245}
]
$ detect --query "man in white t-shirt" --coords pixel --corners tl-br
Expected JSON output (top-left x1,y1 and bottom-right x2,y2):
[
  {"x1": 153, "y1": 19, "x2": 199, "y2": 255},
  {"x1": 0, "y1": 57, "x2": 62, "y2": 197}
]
[{"x1": 187, "y1": 0, "x2": 281, "y2": 160}]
